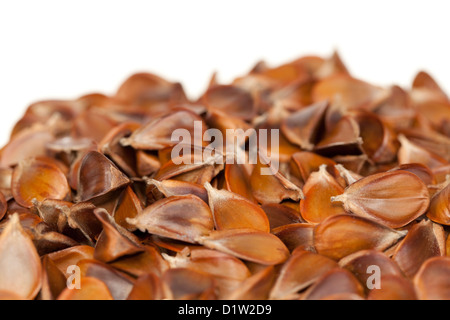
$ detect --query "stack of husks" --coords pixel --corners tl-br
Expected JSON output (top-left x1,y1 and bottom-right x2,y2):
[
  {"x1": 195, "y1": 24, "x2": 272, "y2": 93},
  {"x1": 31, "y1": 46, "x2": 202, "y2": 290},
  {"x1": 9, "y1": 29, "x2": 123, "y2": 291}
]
[{"x1": 0, "y1": 53, "x2": 449, "y2": 300}]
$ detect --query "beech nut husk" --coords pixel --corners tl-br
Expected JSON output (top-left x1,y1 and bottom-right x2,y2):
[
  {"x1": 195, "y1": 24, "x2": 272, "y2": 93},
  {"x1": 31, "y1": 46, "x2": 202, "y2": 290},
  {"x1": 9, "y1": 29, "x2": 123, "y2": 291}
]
[{"x1": 0, "y1": 51, "x2": 449, "y2": 300}]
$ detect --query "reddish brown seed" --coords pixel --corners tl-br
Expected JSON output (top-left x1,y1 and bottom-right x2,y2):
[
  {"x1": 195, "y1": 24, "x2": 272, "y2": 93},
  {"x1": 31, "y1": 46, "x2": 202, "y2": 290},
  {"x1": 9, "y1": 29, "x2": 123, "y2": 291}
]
[
  {"x1": 226, "y1": 266, "x2": 275, "y2": 300},
  {"x1": 351, "y1": 111, "x2": 399, "y2": 164},
  {"x1": 32, "y1": 229, "x2": 78, "y2": 256},
  {"x1": 46, "y1": 245, "x2": 95, "y2": 276},
  {"x1": 411, "y1": 100, "x2": 450, "y2": 133},
  {"x1": 127, "y1": 273, "x2": 165, "y2": 300},
  {"x1": 163, "y1": 248, "x2": 250, "y2": 299},
  {"x1": 250, "y1": 154, "x2": 304, "y2": 204},
  {"x1": 136, "y1": 150, "x2": 161, "y2": 177},
  {"x1": 367, "y1": 275, "x2": 417, "y2": 300},
  {"x1": 398, "y1": 134, "x2": 448, "y2": 169},
  {"x1": 162, "y1": 268, "x2": 216, "y2": 300},
  {"x1": 388, "y1": 163, "x2": 436, "y2": 186},
  {"x1": 281, "y1": 101, "x2": 328, "y2": 150},
  {"x1": 414, "y1": 256, "x2": 450, "y2": 300},
  {"x1": 300, "y1": 165, "x2": 346, "y2": 224},
  {"x1": 0, "y1": 126, "x2": 54, "y2": 168},
  {"x1": 163, "y1": 248, "x2": 251, "y2": 283},
  {"x1": 113, "y1": 186, "x2": 143, "y2": 231},
  {"x1": 301, "y1": 268, "x2": 365, "y2": 300},
  {"x1": 204, "y1": 109, "x2": 253, "y2": 144},
  {"x1": 146, "y1": 178, "x2": 208, "y2": 203},
  {"x1": 121, "y1": 109, "x2": 206, "y2": 150},
  {"x1": 39, "y1": 255, "x2": 68, "y2": 300},
  {"x1": 338, "y1": 250, "x2": 404, "y2": 293},
  {"x1": 332, "y1": 154, "x2": 368, "y2": 174},
  {"x1": 154, "y1": 152, "x2": 224, "y2": 185},
  {"x1": 269, "y1": 249, "x2": 339, "y2": 300},
  {"x1": 331, "y1": 170, "x2": 430, "y2": 228},
  {"x1": 412, "y1": 71, "x2": 448, "y2": 102},
  {"x1": 204, "y1": 182, "x2": 270, "y2": 232},
  {"x1": 12, "y1": 157, "x2": 70, "y2": 208},
  {"x1": 201, "y1": 85, "x2": 256, "y2": 121},
  {"x1": 392, "y1": 220, "x2": 445, "y2": 278},
  {"x1": 64, "y1": 202, "x2": 103, "y2": 246},
  {"x1": 57, "y1": 277, "x2": 114, "y2": 300},
  {"x1": 427, "y1": 181, "x2": 450, "y2": 225},
  {"x1": 373, "y1": 85, "x2": 416, "y2": 131},
  {"x1": 72, "y1": 108, "x2": 118, "y2": 143},
  {"x1": 0, "y1": 214, "x2": 42, "y2": 299},
  {"x1": 314, "y1": 215, "x2": 406, "y2": 260},
  {"x1": 115, "y1": 72, "x2": 180, "y2": 106},
  {"x1": 99, "y1": 122, "x2": 141, "y2": 177},
  {"x1": 312, "y1": 74, "x2": 389, "y2": 111},
  {"x1": 400, "y1": 128, "x2": 450, "y2": 162},
  {"x1": 93, "y1": 208, "x2": 143, "y2": 263},
  {"x1": 198, "y1": 229, "x2": 290, "y2": 265},
  {"x1": 110, "y1": 246, "x2": 169, "y2": 278},
  {"x1": 77, "y1": 259, "x2": 135, "y2": 300},
  {"x1": 46, "y1": 136, "x2": 97, "y2": 165},
  {"x1": 76, "y1": 151, "x2": 131, "y2": 202},
  {"x1": 33, "y1": 199, "x2": 72, "y2": 233},
  {"x1": 224, "y1": 163, "x2": 255, "y2": 202},
  {"x1": 261, "y1": 203, "x2": 303, "y2": 229},
  {"x1": 289, "y1": 151, "x2": 339, "y2": 187},
  {"x1": 314, "y1": 116, "x2": 363, "y2": 156},
  {"x1": 271, "y1": 223, "x2": 314, "y2": 252},
  {"x1": 126, "y1": 195, "x2": 214, "y2": 243}
]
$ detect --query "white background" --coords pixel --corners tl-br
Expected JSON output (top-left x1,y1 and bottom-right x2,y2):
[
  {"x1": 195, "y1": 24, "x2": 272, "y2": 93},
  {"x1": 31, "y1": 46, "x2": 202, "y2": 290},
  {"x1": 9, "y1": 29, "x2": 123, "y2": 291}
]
[{"x1": 1, "y1": 0, "x2": 449, "y2": 147}]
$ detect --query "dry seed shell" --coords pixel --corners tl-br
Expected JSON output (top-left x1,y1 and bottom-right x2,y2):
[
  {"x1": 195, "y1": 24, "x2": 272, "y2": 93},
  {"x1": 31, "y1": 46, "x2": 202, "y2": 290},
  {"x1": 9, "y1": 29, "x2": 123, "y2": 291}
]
[
  {"x1": 269, "y1": 249, "x2": 339, "y2": 300},
  {"x1": 314, "y1": 214, "x2": 406, "y2": 261},
  {"x1": 281, "y1": 101, "x2": 328, "y2": 150},
  {"x1": 126, "y1": 195, "x2": 214, "y2": 243},
  {"x1": 39, "y1": 255, "x2": 67, "y2": 300},
  {"x1": 271, "y1": 223, "x2": 314, "y2": 252},
  {"x1": 0, "y1": 127, "x2": 54, "y2": 168},
  {"x1": 367, "y1": 274, "x2": 417, "y2": 300},
  {"x1": 413, "y1": 256, "x2": 450, "y2": 300},
  {"x1": 226, "y1": 266, "x2": 275, "y2": 300},
  {"x1": 204, "y1": 182, "x2": 270, "y2": 232},
  {"x1": 110, "y1": 246, "x2": 169, "y2": 278},
  {"x1": 93, "y1": 208, "x2": 143, "y2": 263},
  {"x1": 198, "y1": 229, "x2": 290, "y2": 265},
  {"x1": 127, "y1": 273, "x2": 165, "y2": 300},
  {"x1": 0, "y1": 214, "x2": 42, "y2": 299},
  {"x1": 46, "y1": 245, "x2": 95, "y2": 277},
  {"x1": 250, "y1": 154, "x2": 304, "y2": 204},
  {"x1": 261, "y1": 203, "x2": 303, "y2": 230},
  {"x1": 12, "y1": 157, "x2": 70, "y2": 208},
  {"x1": 77, "y1": 259, "x2": 135, "y2": 300},
  {"x1": 338, "y1": 249, "x2": 403, "y2": 293},
  {"x1": 120, "y1": 109, "x2": 206, "y2": 150},
  {"x1": 113, "y1": 186, "x2": 143, "y2": 231},
  {"x1": 300, "y1": 165, "x2": 346, "y2": 224},
  {"x1": 57, "y1": 276, "x2": 113, "y2": 300},
  {"x1": 331, "y1": 170, "x2": 430, "y2": 228},
  {"x1": 146, "y1": 178, "x2": 208, "y2": 203},
  {"x1": 427, "y1": 181, "x2": 450, "y2": 225},
  {"x1": 301, "y1": 268, "x2": 364, "y2": 300},
  {"x1": 76, "y1": 151, "x2": 131, "y2": 202},
  {"x1": 392, "y1": 219, "x2": 445, "y2": 278},
  {"x1": 162, "y1": 268, "x2": 216, "y2": 300}
]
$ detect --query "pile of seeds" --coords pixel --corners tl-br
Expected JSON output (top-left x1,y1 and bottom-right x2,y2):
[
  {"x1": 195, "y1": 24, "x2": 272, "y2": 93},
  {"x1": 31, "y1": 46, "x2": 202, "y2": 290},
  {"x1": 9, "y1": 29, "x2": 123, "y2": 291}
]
[{"x1": 0, "y1": 52, "x2": 449, "y2": 300}]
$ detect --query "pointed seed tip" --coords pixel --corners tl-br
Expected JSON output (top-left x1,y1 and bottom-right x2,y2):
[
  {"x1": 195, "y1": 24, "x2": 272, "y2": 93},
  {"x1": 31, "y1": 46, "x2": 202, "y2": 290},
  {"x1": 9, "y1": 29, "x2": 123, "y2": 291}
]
[{"x1": 330, "y1": 194, "x2": 345, "y2": 203}]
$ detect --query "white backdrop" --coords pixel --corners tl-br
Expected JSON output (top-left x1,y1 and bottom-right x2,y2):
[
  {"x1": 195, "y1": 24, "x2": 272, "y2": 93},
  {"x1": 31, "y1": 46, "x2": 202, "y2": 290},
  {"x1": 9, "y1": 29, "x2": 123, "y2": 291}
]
[{"x1": 1, "y1": 0, "x2": 449, "y2": 146}]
